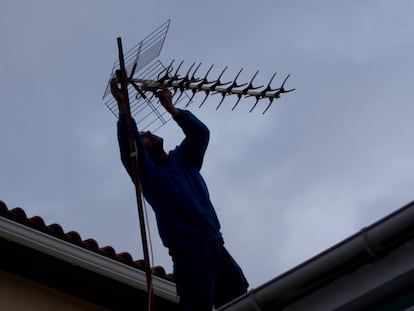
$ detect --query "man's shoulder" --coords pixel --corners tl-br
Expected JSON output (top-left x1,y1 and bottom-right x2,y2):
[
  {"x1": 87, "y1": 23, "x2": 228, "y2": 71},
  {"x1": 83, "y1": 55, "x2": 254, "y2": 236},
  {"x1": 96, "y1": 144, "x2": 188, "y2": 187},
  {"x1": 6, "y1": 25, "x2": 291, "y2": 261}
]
[
  {"x1": 168, "y1": 147, "x2": 183, "y2": 162},
  {"x1": 168, "y1": 148, "x2": 195, "y2": 169}
]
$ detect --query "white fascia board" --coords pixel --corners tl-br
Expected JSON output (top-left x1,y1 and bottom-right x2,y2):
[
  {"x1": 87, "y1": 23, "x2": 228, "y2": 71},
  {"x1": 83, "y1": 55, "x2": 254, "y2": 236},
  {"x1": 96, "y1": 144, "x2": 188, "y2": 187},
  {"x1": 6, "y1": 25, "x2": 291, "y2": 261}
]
[{"x1": 0, "y1": 216, "x2": 178, "y2": 303}]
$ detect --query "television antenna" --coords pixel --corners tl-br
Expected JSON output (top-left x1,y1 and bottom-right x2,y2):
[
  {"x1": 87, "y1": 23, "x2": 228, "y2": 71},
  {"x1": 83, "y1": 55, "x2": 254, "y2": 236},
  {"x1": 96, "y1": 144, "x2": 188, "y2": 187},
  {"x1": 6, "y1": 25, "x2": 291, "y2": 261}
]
[{"x1": 103, "y1": 20, "x2": 295, "y2": 132}]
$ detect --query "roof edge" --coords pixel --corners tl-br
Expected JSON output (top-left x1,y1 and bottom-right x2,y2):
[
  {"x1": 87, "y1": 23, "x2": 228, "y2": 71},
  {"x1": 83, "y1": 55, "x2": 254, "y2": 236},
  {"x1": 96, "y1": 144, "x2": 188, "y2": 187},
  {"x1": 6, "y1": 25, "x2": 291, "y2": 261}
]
[
  {"x1": 219, "y1": 200, "x2": 414, "y2": 311},
  {"x1": 0, "y1": 216, "x2": 178, "y2": 303}
]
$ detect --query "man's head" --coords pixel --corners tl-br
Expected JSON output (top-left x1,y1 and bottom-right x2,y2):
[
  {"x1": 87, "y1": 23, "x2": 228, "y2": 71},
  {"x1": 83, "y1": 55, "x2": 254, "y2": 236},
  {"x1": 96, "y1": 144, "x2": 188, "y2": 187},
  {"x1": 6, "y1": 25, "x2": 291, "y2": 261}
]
[{"x1": 140, "y1": 131, "x2": 168, "y2": 162}]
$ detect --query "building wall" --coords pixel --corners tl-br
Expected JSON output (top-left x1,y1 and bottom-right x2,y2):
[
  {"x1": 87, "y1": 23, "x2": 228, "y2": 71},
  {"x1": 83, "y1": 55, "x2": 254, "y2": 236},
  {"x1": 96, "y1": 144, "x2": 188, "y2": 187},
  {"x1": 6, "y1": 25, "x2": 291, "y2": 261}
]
[{"x1": 0, "y1": 271, "x2": 108, "y2": 311}]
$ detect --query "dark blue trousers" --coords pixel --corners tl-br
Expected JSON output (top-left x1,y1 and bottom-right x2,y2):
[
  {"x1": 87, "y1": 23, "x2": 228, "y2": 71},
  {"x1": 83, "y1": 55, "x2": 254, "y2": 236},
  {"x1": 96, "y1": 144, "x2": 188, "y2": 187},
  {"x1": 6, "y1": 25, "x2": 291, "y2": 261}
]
[{"x1": 170, "y1": 238, "x2": 249, "y2": 311}]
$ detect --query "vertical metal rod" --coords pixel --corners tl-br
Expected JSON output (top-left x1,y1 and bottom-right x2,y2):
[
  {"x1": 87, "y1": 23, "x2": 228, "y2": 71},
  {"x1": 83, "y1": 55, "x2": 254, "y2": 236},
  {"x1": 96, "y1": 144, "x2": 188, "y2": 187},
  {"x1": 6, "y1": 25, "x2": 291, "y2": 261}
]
[{"x1": 117, "y1": 37, "x2": 156, "y2": 311}]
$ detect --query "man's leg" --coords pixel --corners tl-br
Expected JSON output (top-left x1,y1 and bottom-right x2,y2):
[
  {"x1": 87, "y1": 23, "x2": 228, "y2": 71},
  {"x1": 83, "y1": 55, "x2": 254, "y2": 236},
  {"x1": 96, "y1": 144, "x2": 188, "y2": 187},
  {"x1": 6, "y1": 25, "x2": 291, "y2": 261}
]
[
  {"x1": 215, "y1": 244, "x2": 249, "y2": 308},
  {"x1": 171, "y1": 243, "x2": 218, "y2": 311}
]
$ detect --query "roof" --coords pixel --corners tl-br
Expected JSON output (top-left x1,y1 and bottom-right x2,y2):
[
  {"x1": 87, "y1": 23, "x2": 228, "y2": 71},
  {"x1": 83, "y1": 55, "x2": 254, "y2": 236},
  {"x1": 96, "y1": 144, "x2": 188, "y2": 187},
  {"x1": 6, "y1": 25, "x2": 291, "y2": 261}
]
[
  {"x1": 218, "y1": 200, "x2": 414, "y2": 310},
  {"x1": 0, "y1": 200, "x2": 179, "y2": 310}
]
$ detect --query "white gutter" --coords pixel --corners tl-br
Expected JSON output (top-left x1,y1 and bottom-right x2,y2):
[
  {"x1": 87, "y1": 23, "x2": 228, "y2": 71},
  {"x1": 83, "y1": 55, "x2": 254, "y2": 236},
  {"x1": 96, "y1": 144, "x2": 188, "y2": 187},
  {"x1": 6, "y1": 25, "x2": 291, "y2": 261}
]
[
  {"x1": 0, "y1": 216, "x2": 178, "y2": 303},
  {"x1": 218, "y1": 200, "x2": 414, "y2": 311}
]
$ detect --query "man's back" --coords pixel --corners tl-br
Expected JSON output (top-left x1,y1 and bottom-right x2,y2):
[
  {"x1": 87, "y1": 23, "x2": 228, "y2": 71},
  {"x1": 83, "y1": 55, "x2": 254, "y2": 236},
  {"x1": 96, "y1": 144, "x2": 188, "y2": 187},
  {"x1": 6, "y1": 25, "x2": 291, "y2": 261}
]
[{"x1": 117, "y1": 109, "x2": 222, "y2": 248}]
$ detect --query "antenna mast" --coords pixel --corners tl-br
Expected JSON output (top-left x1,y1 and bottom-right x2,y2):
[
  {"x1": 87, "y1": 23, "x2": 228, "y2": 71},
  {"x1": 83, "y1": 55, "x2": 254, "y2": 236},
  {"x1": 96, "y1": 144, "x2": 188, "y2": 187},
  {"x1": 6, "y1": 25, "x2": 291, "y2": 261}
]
[{"x1": 116, "y1": 37, "x2": 156, "y2": 310}]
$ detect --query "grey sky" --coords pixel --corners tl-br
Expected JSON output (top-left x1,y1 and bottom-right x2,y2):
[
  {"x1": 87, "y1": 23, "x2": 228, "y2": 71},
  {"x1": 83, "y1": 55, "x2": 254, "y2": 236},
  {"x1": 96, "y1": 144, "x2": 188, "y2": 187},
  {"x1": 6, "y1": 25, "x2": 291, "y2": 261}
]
[{"x1": 1, "y1": 1, "x2": 414, "y2": 287}]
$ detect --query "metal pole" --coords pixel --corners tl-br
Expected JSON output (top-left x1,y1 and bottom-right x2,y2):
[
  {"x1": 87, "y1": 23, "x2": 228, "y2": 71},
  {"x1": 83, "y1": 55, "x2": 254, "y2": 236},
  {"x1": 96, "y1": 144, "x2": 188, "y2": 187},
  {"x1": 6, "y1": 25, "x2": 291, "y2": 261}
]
[{"x1": 117, "y1": 37, "x2": 156, "y2": 311}]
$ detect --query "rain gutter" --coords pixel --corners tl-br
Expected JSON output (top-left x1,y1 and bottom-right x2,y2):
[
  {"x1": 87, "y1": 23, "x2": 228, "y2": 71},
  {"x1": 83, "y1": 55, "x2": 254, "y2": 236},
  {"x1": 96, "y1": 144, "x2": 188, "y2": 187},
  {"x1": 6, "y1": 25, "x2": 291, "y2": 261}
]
[
  {"x1": 218, "y1": 200, "x2": 414, "y2": 311},
  {"x1": 0, "y1": 215, "x2": 178, "y2": 303}
]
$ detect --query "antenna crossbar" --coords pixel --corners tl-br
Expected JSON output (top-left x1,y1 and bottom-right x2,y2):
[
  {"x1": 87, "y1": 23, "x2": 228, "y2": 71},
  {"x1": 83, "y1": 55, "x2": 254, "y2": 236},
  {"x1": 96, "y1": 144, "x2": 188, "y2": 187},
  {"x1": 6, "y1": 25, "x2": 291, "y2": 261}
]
[
  {"x1": 129, "y1": 62, "x2": 295, "y2": 114},
  {"x1": 133, "y1": 78, "x2": 284, "y2": 100}
]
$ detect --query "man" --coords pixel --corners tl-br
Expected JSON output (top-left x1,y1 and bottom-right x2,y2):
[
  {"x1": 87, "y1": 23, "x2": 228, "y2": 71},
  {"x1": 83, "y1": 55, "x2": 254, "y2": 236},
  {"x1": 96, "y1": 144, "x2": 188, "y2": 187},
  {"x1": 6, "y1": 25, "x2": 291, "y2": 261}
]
[{"x1": 111, "y1": 78, "x2": 248, "y2": 310}]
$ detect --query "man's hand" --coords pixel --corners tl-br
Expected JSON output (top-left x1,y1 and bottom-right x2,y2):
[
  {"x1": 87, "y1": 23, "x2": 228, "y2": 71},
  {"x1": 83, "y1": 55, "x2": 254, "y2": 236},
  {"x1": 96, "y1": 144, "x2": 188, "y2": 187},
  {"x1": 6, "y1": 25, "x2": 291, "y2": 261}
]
[
  {"x1": 110, "y1": 78, "x2": 129, "y2": 115},
  {"x1": 155, "y1": 88, "x2": 179, "y2": 118}
]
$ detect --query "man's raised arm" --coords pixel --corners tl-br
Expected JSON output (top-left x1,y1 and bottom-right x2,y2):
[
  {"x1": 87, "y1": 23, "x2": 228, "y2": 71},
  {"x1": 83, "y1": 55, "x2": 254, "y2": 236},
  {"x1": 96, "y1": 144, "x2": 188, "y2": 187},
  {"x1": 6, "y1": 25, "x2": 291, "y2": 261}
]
[
  {"x1": 155, "y1": 88, "x2": 179, "y2": 118},
  {"x1": 111, "y1": 78, "x2": 155, "y2": 186},
  {"x1": 155, "y1": 89, "x2": 210, "y2": 170}
]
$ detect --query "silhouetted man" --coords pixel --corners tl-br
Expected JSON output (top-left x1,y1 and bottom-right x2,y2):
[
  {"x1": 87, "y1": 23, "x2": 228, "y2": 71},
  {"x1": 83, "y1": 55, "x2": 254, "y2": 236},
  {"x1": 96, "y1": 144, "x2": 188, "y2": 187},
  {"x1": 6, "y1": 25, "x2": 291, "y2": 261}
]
[{"x1": 111, "y1": 79, "x2": 248, "y2": 310}]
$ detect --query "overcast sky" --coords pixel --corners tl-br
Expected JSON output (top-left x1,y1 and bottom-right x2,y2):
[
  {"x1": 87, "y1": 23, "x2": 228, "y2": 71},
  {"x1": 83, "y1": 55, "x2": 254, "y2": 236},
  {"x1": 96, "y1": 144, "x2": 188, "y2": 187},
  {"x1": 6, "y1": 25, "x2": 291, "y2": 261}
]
[{"x1": 2, "y1": 1, "x2": 414, "y2": 288}]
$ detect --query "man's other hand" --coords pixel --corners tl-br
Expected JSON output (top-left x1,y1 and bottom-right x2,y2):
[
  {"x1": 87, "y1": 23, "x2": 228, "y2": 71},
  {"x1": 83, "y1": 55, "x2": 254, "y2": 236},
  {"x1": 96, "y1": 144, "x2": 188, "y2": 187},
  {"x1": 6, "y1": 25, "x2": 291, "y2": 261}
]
[{"x1": 155, "y1": 88, "x2": 179, "y2": 118}]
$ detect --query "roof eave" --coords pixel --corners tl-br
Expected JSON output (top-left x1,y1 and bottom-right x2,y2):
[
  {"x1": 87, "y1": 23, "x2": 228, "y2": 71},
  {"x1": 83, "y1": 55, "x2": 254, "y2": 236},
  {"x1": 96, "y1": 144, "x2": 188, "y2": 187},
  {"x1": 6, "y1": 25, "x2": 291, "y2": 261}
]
[
  {"x1": 219, "y1": 200, "x2": 414, "y2": 311},
  {"x1": 0, "y1": 215, "x2": 178, "y2": 303}
]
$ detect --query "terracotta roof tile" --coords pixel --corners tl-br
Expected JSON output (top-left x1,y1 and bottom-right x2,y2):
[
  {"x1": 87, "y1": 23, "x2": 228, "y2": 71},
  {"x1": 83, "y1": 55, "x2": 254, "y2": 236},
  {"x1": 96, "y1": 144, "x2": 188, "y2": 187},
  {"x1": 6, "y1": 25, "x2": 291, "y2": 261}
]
[
  {"x1": 0, "y1": 200, "x2": 174, "y2": 282},
  {"x1": 65, "y1": 230, "x2": 83, "y2": 246},
  {"x1": 100, "y1": 245, "x2": 117, "y2": 258},
  {"x1": 83, "y1": 238, "x2": 100, "y2": 251},
  {"x1": 0, "y1": 200, "x2": 6, "y2": 213},
  {"x1": 29, "y1": 215, "x2": 47, "y2": 228},
  {"x1": 117, "y1": 251, "x2": 134, "y2": 264},
  {"x1": 49, "y1": 223, "x2": 66, "y2": 239}
]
